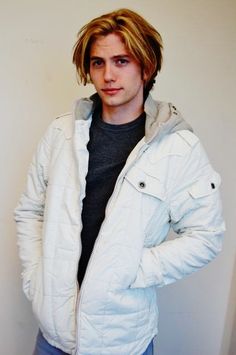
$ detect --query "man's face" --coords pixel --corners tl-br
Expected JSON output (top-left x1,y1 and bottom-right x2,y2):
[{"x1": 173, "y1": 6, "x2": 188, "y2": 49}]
[{"x1": 89, "y1": 33, "x2": 146, "y2": 120}]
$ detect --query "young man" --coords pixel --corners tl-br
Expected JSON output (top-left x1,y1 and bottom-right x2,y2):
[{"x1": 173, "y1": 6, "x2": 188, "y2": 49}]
[{"x1": 15, "y1": 8, "x2": 225, "y2": 355}]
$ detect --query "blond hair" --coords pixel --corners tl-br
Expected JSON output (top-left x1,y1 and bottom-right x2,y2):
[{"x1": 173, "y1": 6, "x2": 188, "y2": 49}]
[{"x1": 72, "y1": 8, "x2": 163, "y2": 94}]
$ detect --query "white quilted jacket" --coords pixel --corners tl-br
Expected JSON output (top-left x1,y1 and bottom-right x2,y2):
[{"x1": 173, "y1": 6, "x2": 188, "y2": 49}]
[{"x1": 15, "y1": 94, "x2": 225, "y2": 354}]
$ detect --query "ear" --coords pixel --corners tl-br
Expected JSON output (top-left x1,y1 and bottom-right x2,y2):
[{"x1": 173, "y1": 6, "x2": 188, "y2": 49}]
[{"x1": 143, "y1": 70, "x2": 148, "y2": 82}]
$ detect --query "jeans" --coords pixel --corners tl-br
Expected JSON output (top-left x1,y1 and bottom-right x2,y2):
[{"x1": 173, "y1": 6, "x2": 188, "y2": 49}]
[{"x1": 33, "y1": 330, "x2": 154, "y2": 355}]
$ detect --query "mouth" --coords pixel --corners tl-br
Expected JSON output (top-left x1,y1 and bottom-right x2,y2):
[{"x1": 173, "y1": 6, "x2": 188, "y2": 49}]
[{"x1": 101, "y1": 88, "x2": 122, "y2": 95}]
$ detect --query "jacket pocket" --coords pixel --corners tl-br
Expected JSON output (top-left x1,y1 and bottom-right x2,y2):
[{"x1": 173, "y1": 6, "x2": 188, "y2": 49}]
[
  {"x1": 188, "y1": 171, "x2": 221, "y2": 199},
  {"x1": 28, "y1": 261, "x2": 41, "y2": 302},
  {"x1": 170, "y1": 170, "x2": 222, "y2": 224},
  {"x1": 21, "y1": 264, "x2": 39, "y2": 302},
  {"x1": 124, "y1": 166, "x2": 169, "y2": 247},
  {"x1": 125, "y1": 166, "x2": 166, "y2": 201}
]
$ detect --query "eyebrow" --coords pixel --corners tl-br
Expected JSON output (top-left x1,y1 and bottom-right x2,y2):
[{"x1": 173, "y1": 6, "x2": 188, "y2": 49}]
[{"x1": 90, "y1": 54, "x2": 131, "y2": 60}]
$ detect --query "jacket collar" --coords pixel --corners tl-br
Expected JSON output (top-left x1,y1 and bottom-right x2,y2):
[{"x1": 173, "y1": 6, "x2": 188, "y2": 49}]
[{"x1": 73, "y1": 92, "x2": 193, "y2": 143}]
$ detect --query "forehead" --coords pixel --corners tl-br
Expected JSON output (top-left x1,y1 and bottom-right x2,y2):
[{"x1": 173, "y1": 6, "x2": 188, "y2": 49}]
[{"x1": 90, "y1": 33, "x2": 128, "y2": 56}]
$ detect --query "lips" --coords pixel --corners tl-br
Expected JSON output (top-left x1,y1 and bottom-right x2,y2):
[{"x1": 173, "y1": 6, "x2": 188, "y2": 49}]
[{"x1": 102, "y1": 88, "x2": 122, "y2": 95}]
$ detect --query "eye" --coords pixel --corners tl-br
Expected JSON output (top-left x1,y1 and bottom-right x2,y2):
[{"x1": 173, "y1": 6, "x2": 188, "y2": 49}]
[
  {"x1": 115, "y1": 58, "x2": 129, "y2": 66},
  {"x1": 91, "y1": 59, "x2": 104, "y2": 67}
]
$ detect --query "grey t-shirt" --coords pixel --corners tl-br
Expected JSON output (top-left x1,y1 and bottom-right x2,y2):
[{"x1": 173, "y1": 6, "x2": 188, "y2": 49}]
[{"x1": 78, "y1": 109, "x2": 146, "y2": 286}]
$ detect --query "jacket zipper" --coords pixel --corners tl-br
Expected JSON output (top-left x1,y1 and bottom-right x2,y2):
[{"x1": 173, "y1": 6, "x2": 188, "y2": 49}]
[{"x1": 75, "y1": 140, "x2": 149, "y2": 354}]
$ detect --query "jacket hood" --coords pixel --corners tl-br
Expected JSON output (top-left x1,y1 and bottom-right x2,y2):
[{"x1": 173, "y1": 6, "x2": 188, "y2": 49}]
[
  {"x1": 144, "y1": 94, "x2": 193, "y2": 143},
  {"x1": 73, "y1": 93, "x2": 193, "y2": 144}
]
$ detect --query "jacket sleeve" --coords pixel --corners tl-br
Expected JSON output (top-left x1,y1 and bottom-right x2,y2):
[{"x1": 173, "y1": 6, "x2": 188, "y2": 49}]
[
  {"x1": 14, "y1": 125, "x2": 53, "y2": 300},
  {"x1": 131, "y1": 136, "x2": 225, "y2": 288}
]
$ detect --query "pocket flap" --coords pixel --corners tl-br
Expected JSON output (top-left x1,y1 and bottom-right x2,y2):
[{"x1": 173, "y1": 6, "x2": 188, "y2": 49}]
[
  {"x1": 188, "y1": 171, "x2": 221, "y2": 198},
  {"x1": 125, "y1": 166, "x2": 166, "y2": 201}
]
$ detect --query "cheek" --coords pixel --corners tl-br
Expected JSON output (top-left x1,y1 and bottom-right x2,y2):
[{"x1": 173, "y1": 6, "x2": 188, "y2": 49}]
[
  {"x1": 89, "y1": 67, "x2": 97, "y2": 82},
  {"x1": 126, "y1": 67, "x2": 143, "y2": 82},
  {"x1": 89, "y1": 71, "x2": 101, "y2": 86}
]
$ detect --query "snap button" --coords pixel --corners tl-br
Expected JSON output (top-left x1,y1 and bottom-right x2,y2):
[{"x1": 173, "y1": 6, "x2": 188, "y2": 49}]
[
  {"x1": 139, "y1": 181, "x2": 146, "y2": 189},
  {"x1": 211, "y1": 183, "x2": 215, "y2": 189}
]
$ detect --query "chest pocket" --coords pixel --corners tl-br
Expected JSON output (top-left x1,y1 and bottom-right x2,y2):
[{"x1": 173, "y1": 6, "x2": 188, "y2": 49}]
[
  {"x1": 124, "y1": 166, "x2": 169, "y2": 247},
  {"x1": 124, "y1": 166, "x2": 167, "y2": 201}
]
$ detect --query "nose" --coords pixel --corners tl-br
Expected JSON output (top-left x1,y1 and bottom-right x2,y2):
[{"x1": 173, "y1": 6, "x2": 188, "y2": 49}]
[{"x1": 103, "y1": 63, "x2": 115, "y2": 82}]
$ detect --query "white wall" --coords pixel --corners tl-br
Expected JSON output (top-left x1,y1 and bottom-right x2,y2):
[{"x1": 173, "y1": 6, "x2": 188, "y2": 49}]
[{"x1": 0, "y1": 0, "x2": 235, "y2": 354}]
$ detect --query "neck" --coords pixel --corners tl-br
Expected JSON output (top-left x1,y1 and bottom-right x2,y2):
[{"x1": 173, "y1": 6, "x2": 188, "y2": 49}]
[{"x1": 102, "y1": 103, "x2": 144, "y2": 125}]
